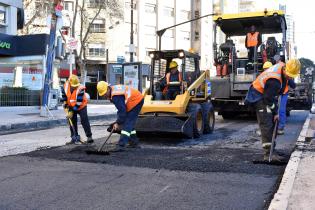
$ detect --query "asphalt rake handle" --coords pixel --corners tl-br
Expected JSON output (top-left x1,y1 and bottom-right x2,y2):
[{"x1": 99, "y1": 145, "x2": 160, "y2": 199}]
[{"x1": 85, "y1": 129, "x2": 114, "y2": 155}]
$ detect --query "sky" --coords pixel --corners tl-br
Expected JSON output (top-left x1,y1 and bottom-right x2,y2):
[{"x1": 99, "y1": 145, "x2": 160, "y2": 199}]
[
  {"x1": 254, "y1": 0, "x2": 315, "y2": 62},
  {"x1": 287, "y1": 0, "x2": 315, "y2": 62}
]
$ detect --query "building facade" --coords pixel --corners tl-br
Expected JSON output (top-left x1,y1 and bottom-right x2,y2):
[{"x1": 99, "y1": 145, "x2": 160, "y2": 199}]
[
  {"x1": 107, "y1": 0, "x2": 213, "y2": 70},
  {"x1": 22, "y1": 0, "x2": 214, "y2": 91},
  {"x1": 212, "y1": 0, "x2": 296, "y2": 60}
]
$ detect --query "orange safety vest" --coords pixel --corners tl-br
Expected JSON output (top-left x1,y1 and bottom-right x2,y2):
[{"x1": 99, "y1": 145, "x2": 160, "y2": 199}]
[
  {"x1": 166, "y1": 71, "x2": 182, "y2": 84},
  {"x1": 247, "y1": 32, "x2": 259, "y2": 47},
  {"x1": 111, "y1": 85, "x2": 144, "y2": 112},
  {"x1": 252, "y1": 64, "x2": 283, "y2": 94},
  {"x1": 64, "y1": 81, "x2": 88, "y2": 110}
]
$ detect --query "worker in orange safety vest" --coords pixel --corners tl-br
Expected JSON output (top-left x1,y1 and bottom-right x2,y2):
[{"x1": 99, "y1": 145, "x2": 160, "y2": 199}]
[
  {"x1": 245, "y1": 25, "x2": 262, "y2": 63},
  {"x1": 97, "y1": 81, "x2": 144, "y2": 152},
  {"x1": 245, "y1": 59, "x2": 301, "y2": 162},
  {"x1": 61, "y1": 75, "x2": 93, "y2": 144}
]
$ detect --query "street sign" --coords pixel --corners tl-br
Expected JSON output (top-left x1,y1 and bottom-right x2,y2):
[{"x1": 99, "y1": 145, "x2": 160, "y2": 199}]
[{"x1": 67, "y1": 38, "x2": 78, "y2": 50}]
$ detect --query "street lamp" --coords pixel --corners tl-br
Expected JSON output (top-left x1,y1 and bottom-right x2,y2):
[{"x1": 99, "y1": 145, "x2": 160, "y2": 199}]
[{"x1": 130, "y1": 0, "x2": 134, "y2": 62}]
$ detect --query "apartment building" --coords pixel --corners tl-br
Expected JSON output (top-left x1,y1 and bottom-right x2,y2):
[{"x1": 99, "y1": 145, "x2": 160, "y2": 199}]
[
  {"x1": 23, "y1": 0, "x2": 213, "y2": 84},
  {"x1": 107, "y1": 0, "x2": 213, "y2": 70}
]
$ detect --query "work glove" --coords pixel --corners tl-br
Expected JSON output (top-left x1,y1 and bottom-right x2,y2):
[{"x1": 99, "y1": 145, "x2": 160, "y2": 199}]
[
  {"x1": 66, "y1": 110, "x2": 73, "y2": 119},
  {"x1": 107, "y1": 122, "x2": 121, "y2": 134},
  {"x1": 63, "y1": 103, "x2": 69, "y2": 109}
]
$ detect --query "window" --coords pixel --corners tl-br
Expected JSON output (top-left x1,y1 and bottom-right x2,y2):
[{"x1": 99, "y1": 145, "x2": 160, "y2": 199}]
[
  {"x1": 64, "y1": 1, "x2": 74, "y2": 11},
  {"x1": 180, "y1": 10, "x2": 190, "y2": 20},
  {"x1": 91, "y1": 19, "x2": 105, "y2": 33},
  {"x1": 181, "y1": 31, "x2": 190, "y2": 41},
  {"x1": 144, "y1": 25, "x2": 156, "y2": 36},
  {"x1": 145, "y1": 3, "x2": 156, "y2": 14},
  {"x1": 163, "y1": 7, "x2": 174, "y2": 17},
  {"x1": 0, "y1": 6, "x2": 6, "y2": 25},
  {"x1": 88, "y1": 45, "x2": 106, "y2": 57},
  {"x1": 88, "y1": 0, "x2": 104, "y2": 8}
]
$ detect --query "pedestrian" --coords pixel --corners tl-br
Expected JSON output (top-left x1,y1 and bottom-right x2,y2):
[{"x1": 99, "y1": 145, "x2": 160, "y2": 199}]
[
  {"x1": 61, "y1": 75, "x2": 93, "y2": 144},
  {"x1": 97, "y1": 81, "x2": 144, "y2": 152},
  {"x1": 245, "y1": 25, "x2": 262, "y2": 63},
  {"x1": 245, "y1": 59, "x2": 301, "y2": 162}
]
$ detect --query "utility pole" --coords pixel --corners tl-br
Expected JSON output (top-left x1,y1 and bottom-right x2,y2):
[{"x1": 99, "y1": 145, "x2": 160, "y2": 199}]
[
  {"x1": 41, "y1": 0, "x2": 63, "y2": 116},
  {"x1": 156, "y1": 13, "x2": 218, "y2": 52},
  {"x1": 129, "y1": 0, "x2": 134, "y2": 62}
]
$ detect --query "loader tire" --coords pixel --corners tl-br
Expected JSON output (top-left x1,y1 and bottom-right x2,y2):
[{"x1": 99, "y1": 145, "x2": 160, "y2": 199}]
[
  {"x1": 187, "y1": 103, "x2": 204, "y2": 138},
  {"x1": 201, "y1": 101, "x2": 215, "y2": 134}
]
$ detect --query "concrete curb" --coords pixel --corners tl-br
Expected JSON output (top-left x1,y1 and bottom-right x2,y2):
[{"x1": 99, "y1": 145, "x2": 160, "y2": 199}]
[
  {"x1": 268, "y1": 114, "x2": 312, "y2": 210},
  {"x1": 0, "y1": 113, "x2": 116, "y2": 135}
]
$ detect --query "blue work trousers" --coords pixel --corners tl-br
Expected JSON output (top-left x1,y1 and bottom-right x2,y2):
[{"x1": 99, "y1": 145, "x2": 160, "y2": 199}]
[
  {"x1": 279, "y1": 93, "x2": 288, "y2": 130},
  {"x1": 119, "y1": 99, "x2": 144, "y2": 146}
]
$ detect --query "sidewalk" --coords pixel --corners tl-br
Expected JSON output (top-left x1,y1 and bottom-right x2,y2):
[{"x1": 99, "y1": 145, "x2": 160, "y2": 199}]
[
  {"x1": 269, "y1": 114, "x2": 315, "y2": 210},
  {"x1": 0, "y1": 104, "x2": 117, "y2": 135}
]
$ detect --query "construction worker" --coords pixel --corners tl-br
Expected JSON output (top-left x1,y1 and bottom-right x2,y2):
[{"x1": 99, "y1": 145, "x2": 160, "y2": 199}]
[
  {"x1": 61, "y1": 75, "x2": 93, "y2": 144},
  {"x1": 245, "y1": 59, "x2": 301, "y2": 162},
  {"x1": 275, "y1": 57, "x2": 296, "y2": 135},
  {"x1": 165, "y1": 61, "x2": 182, "y2": 100},
  {"x1": 245, "y1": 25, "x2": 262, "y2": 63},
  {"x1": 97, "y1": 81, "x2": 144, "y2": 151}
]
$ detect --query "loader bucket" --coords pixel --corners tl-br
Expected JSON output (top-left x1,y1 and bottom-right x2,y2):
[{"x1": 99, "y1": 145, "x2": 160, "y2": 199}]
[{"x1": 135, "y1": 114, "x2": 193, "y2": 138}]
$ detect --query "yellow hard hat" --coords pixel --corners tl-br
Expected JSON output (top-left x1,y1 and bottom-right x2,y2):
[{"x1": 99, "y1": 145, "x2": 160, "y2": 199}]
[
  {"x1": 263, "y1": 61, "x2": 272, "y2": 69},
  {"x1": 169, "y1": 61, "x2": 178, "y2": 69},
  {"x1": 69, "y1": 75, "x2": 80, "y2": 87},
  {"x1": 285, "y1": 59, "x2": 301, "y2": 78},
  {"x1": 97, "y1": 81, "x2": 109, "y2": 96}
]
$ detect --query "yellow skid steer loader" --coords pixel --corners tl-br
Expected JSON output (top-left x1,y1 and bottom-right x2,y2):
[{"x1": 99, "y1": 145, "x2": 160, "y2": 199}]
[{"x1": 135, "y1": 50, "x2": 215, "y2": 138}]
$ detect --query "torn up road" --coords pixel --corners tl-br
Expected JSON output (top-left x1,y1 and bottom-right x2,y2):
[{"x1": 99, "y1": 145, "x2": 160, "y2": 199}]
[{"x1": 0, "y1": 111, "x2": 308, "y2": 210}]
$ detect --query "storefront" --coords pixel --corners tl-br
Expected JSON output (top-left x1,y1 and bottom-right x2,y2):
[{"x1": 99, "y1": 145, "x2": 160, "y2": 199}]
[{"x1": 0, "y1": 33, "x2": 60, "y2": 106}]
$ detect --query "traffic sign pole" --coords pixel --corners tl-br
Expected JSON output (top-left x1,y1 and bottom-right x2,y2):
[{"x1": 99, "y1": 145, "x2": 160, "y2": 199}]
[
  {"x1": 41, "y1": 0, "x2": 63, "y2": 117},
  {"x1": 67, "y1": 38, "x2": 78, "y2": 78}
]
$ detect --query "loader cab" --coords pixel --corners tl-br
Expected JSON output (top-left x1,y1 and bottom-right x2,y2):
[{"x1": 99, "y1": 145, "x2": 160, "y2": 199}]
[{"x1": 148, "y1": 50, "x2": 201, "y2": 100}]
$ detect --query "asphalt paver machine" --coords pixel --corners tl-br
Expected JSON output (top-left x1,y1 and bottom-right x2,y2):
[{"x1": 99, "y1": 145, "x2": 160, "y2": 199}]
[{"x1": 209, "y1": 10, "x2": 312, "y2": 118}]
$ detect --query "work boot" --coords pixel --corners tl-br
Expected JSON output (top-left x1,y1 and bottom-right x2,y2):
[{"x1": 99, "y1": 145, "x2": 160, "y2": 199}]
[
  {"x1": 111, "y1": 144, "x2": 126, "y2": 152},
  {"x1": 127, "y1": 135, "x2": 141, "y2": 148},
  {"x1": 86, "y1": 136, "x2": 94, "y2": 144},
  {"x1": 263, "y1": 149, "x2": 287, "y2": 162},
  {"x1": 66, "y1": 136, "x2": 77, "y2": 145},
  {"x1": 74, "y1": 135, "x2": 84, "y2": 145},
  {"x1": 277, "y1": 129, "x2": 284, "y2": 135},
  {"x1": 127, "y1": 141, "x2": 141, "y2": 149}
]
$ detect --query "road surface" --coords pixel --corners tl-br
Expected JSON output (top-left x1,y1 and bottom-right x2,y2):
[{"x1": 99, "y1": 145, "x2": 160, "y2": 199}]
[{"x1": 0, "y1": 111, "x2": 308, "y2": 210}]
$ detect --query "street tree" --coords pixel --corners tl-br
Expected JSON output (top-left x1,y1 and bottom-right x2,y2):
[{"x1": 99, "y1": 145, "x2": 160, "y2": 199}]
[
  {"x1": 21, "y1": 0, "x2": 51, "y2": 34},
  {"x1": 73, "y1": 0, "x2": 123, "y2": 83}
]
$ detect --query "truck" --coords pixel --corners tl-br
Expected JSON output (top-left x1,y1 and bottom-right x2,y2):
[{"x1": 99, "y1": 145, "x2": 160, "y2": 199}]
[{"x1": 210, "y1": 10, "x2": 312, "y2": 118}]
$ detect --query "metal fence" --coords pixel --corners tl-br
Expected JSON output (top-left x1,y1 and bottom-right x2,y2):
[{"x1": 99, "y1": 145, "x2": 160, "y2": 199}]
[{"x1": 0, "y1": 87, "x2": 41, "y2": 106}]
